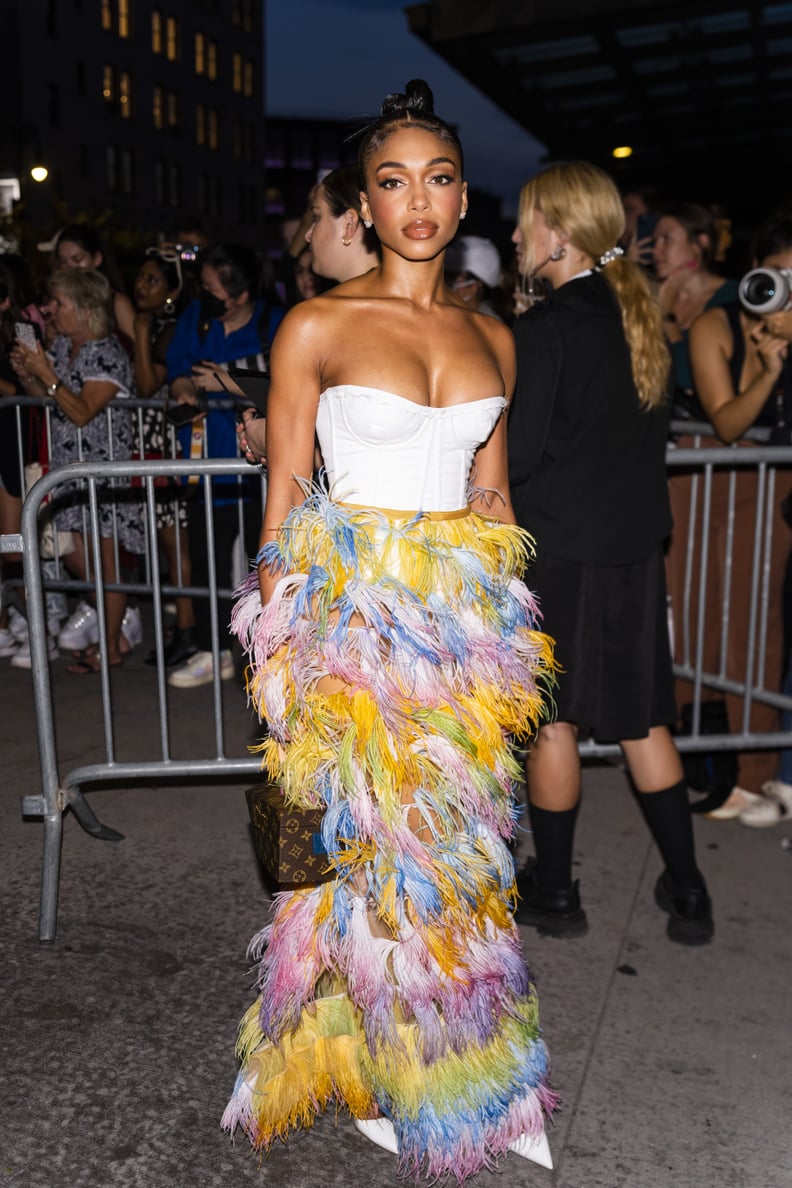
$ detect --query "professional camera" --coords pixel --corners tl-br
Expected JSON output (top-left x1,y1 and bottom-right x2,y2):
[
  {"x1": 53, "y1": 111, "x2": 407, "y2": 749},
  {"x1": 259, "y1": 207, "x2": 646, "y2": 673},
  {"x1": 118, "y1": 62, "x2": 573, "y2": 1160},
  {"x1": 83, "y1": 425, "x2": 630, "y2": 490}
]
[{"x1": 738, "y1": 266, "x2": 792, "y2": 315}]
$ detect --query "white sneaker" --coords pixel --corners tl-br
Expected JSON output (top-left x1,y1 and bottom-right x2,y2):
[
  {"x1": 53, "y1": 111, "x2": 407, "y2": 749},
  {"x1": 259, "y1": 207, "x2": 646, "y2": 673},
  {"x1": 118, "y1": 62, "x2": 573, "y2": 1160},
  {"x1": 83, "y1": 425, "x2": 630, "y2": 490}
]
[
  {"x1": 11, "y1": 636, "x2": 59, "y2": 668},
  {"x1": 738, "y1": 779, "x2": 792, "y2": 827},
  {"x1": 120, "y1": 605, "x2": 143, "y2": 650},
  {"x1": 0, "y1": 627, "x2": 19, "y2": 657},
  {"x1": 8, "y1": 607, "x2": 29, "y2": 642},
  {"x1": 706, "y1": 786, "x2": 763, "y2": 820},
  {"x1": 168, "y1": 649, "x2": 234, "y2": 688},
  {"x1": 58, "y1": 601, "x2": 98, "y2": 651}
]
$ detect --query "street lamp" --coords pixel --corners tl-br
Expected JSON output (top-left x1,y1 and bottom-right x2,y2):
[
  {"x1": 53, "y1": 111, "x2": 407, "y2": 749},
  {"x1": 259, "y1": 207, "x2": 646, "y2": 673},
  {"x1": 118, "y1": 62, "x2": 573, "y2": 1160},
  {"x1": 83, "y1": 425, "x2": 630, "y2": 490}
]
[
  {"x1": 30, "y1": 165, "x2": 49, "y2": 183},
  {"x1": 612, "y1": 146, "x2": 633, "y2": 159}
]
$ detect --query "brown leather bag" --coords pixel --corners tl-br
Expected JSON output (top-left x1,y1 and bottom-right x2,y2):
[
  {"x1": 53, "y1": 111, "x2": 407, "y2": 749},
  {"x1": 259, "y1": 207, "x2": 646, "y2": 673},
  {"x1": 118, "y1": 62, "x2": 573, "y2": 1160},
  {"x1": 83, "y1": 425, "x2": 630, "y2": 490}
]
[{"x1": 245, "y1": 784, "x2": 333, "y2": 886}]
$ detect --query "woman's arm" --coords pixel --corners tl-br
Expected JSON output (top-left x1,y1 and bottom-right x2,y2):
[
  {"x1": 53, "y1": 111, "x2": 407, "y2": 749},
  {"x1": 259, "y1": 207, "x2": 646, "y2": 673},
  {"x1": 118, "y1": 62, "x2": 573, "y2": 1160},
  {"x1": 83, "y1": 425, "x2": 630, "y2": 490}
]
[
  {"x1": 10, "y1": 339, "x2": 119, "y2": 427},
  {"x1": 469, "y1": 321, "x2": 517, "y2": 523},
  {"x1": 133, "y1": 313, "x2": 167, "y2": 398},
  {"x1": 690, "y1": 308, "x2": 787, "y2": 444},
  {"x1": 256, "y1": 304, "x2": 323, "y2": 603},
  {"x1": 114, "y1": 291, "x2": 136, "y2": 342}
]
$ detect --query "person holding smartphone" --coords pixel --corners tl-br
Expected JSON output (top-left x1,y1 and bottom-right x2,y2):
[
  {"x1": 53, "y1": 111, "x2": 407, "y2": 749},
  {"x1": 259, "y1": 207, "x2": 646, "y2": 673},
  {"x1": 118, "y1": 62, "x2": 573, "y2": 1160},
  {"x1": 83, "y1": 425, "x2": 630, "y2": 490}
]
[{"x1": 164, "y1": 243, "x2": 284, "y2": 688}]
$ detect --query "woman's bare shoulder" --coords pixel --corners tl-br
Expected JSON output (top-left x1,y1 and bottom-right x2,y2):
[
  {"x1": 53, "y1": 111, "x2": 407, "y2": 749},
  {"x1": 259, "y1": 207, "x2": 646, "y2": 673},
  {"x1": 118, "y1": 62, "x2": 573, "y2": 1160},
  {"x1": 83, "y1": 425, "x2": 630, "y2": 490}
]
[{"x1": 689, "y1": 304, "x2": 732, "y2": 345}]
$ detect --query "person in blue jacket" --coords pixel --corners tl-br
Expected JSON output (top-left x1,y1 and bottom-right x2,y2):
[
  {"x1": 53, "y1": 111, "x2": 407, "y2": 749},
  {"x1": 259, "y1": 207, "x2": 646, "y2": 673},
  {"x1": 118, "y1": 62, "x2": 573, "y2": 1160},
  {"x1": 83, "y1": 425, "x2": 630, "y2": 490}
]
[{"x1": 166, "y1": 243, "x2": 284, "y2": 687}]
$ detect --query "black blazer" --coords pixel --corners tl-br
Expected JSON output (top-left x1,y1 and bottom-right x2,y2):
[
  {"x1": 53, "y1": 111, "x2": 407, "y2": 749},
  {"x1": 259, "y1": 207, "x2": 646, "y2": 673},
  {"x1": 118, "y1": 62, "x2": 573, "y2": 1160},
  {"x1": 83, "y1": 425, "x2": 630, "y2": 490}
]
[{"x1": 508, "y1": 271, "x2": 671, "y2": 565}]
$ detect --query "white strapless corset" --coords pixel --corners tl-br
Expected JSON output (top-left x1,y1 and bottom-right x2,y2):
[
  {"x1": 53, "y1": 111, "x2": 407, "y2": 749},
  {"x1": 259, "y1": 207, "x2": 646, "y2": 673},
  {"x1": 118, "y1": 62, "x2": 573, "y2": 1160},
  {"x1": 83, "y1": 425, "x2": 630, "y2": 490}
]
[{"x1": 316, "y1": 385, "x2": 505, "y2": 513}]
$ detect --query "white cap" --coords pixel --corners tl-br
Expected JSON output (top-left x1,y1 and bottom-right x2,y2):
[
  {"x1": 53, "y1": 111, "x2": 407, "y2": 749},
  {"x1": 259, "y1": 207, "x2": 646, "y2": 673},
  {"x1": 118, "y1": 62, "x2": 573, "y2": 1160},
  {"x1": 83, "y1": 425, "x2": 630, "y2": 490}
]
[{"x1": 445, "y1": 236, "x2": 501, "y2": 289}]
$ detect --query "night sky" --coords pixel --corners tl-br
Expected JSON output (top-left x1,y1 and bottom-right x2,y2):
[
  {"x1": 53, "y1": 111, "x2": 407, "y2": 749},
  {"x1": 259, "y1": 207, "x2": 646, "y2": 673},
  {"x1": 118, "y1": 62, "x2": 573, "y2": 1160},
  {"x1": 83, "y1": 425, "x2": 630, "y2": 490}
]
[{"x1": 266, "y1": 0, "x2": 546, "y2": 217}]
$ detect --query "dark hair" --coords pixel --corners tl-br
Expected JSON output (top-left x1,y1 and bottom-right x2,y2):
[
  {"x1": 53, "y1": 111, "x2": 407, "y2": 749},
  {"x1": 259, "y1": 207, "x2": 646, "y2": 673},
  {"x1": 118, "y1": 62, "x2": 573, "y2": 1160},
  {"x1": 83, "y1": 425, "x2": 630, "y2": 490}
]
[
  {"x1": 203, "y1": 243, "x2": 260, "y2": 300},
  {"x1": 0, "y1": 258, "x2": 29, "y2": 352},
  {"x1": 57, "y1": 223, "x2": 127, "y2": 293},
  {"x1": 144, "y1": 250, "x2": 182, "y2": 294},
  {"x1": 753, "y1": 218, "x2": 792, "y2": 264},
  {"x1": 320, "y1": 164, "x2": 379, "y2": 255},
  {"x1": 358, "y1": 78, "x2": 463, "y2": 182},
  {"x1": 0, "y1": 253, "x2": 35, "y2": 309},
  {"x1": 658, "y1": 203, "x2": 718, "y2": 270}
]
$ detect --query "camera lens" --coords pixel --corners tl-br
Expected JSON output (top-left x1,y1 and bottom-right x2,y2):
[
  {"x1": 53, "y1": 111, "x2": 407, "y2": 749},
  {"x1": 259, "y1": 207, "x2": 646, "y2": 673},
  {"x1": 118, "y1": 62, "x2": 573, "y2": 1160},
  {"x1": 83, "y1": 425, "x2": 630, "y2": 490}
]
[{"x1": 739, "y1": 268, "x2": 792, "y2": 315}]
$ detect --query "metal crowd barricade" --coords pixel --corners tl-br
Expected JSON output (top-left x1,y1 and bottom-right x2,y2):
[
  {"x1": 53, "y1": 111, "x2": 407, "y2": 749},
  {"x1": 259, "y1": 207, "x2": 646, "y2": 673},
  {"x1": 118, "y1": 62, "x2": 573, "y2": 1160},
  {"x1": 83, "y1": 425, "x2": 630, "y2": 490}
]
[
  {"x1": 579, "y1": 426, "x2": 792, "y2": 760},
  {"x1": 16, "y1": 456, "x2": 266, "y2": 941},
  {"x1": 7, "y1": 426, "x2": 792, "y2": 940}
]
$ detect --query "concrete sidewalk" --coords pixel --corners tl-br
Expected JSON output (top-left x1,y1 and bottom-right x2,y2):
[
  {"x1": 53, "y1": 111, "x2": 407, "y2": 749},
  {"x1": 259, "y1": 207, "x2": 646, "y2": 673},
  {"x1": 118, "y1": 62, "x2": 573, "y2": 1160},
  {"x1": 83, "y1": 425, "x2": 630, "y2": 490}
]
[{"x1": 1, "y1": 648, "x2": 790, "y2": 1188}]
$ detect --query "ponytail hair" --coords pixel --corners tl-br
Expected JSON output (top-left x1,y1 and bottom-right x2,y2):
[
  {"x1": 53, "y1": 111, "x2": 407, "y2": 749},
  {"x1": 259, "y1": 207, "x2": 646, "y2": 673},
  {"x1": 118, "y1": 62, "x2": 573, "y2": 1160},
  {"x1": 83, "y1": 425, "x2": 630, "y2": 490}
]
[{"x1": 518, "y1": 161, "x2": 669, "y2": 409}]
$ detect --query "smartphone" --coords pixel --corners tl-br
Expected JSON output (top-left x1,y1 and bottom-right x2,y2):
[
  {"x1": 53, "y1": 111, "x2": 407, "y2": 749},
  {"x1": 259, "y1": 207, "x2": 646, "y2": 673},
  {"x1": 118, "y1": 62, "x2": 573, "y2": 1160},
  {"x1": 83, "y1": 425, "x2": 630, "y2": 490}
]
[
  {"x1": 14, "y1": 323, "x2": 37, "y2": 350},
  {"x1": 213, "y1": 368, "x2": 269, "y2": 417},
  {"x1": 635, "y1": 213, "x2": 659, "y2": 242},
  {"x1": 165, "y1": 401, "x2": 205, "y2": 427}
]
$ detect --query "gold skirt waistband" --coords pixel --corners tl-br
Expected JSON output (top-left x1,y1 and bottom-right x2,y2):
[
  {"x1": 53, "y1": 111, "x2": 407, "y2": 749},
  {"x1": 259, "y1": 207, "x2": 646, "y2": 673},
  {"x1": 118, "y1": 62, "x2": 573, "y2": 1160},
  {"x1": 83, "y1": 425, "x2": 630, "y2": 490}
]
[{"x1": 337, "y1": 501, "x2": 471, "y2": 522}]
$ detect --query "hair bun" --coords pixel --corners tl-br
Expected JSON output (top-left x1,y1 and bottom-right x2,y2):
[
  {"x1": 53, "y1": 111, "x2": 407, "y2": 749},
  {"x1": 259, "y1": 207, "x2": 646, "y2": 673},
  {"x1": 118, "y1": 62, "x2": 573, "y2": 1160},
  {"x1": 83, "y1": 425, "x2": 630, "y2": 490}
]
[{"x1": 381, "y1": 78, "x2": 435, "y2": 118}]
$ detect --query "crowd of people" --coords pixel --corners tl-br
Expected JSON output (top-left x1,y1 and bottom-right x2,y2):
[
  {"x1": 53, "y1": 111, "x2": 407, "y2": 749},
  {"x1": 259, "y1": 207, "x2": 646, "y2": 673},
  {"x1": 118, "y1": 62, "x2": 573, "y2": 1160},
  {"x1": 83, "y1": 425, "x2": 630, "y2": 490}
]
[{"x1": 2, "y1": 76, "x2": 791, "y2": 1179}]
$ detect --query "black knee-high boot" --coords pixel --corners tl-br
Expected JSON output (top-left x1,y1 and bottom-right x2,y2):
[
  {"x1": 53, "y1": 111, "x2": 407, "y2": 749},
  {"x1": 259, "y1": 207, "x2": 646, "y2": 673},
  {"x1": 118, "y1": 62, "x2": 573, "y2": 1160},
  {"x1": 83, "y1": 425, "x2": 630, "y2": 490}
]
[
  {"x1": 634, "y1": 778, "x2": 704, "y2": 890},
  {"x1": 515, "y1": 800, "x2": 588, "y2": 937},
  {"x1": 636, "y1": 779, "x2": 714, "y2": 944},
  {"x1": 527, "y1": 800, "x2": 580, "y2": 892}
]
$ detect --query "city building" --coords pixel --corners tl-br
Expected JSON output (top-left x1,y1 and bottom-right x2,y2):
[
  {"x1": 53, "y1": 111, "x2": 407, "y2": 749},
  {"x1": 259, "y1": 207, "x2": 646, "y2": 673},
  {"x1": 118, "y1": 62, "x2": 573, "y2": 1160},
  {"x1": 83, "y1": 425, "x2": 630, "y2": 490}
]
[
  {"x1": 407, "y1": 0, "x2": 792, "y2": 221},
  {"x1": 0, "y1": 0, "x2": 266, "y2": 244}
]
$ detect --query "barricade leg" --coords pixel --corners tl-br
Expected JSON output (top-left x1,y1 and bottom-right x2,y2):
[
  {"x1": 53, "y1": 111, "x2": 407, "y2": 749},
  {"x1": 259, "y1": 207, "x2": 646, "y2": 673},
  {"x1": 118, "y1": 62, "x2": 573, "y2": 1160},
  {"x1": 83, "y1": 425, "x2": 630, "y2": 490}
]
[{"x1": 39, "y1": 802, "x2": 63, "y2": 943}]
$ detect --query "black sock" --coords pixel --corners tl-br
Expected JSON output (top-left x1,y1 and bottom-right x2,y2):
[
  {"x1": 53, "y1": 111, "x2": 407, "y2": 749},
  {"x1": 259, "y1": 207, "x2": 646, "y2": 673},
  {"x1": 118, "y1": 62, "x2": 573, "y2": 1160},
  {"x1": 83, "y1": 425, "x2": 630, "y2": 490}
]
[
  {"x1": 635, "y1": 779, "x2": 704, "y2": 890},
  {"x1": 527, "y1": 801, "x2": 580, "y2": 892}
]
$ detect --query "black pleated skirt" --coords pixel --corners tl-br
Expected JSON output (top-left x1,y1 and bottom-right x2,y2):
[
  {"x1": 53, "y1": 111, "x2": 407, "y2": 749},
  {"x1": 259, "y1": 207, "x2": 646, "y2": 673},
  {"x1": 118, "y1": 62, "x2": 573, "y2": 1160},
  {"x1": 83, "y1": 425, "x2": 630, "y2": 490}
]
[{"x1": 531, "y1": 544, "x2": 676, "y2": 741}]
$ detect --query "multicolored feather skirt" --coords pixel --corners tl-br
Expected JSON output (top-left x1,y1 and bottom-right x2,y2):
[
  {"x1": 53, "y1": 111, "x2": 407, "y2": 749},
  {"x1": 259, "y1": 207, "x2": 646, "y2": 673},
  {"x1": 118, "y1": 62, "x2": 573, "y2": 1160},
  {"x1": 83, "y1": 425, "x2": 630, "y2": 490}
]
[{"x1": 222, "y1": 491, "x2": 558, "y2": 1182}]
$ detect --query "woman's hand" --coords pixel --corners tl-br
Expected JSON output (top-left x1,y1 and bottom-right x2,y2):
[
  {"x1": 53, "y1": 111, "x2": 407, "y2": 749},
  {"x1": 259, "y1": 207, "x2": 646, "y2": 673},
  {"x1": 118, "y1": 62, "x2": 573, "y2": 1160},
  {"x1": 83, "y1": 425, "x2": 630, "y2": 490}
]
[
  {"x1": 191, "y1": 360, "x2": 232, "y2": 393},
  {"x1": 237, "y1": 408, "x2": 267, "y2": 465},
  {"x1": 133, "y1": 310, "x2": 152, "y2": 335},
  {"x1": 10, "y1": 340, "x2": 55, "y2": 390},
  {"x1": 752, "y1": 324, "x2": 789, "y2": 379},
  {"x1": 626, "y1": 234, "x2": 654, "y2": 267}
]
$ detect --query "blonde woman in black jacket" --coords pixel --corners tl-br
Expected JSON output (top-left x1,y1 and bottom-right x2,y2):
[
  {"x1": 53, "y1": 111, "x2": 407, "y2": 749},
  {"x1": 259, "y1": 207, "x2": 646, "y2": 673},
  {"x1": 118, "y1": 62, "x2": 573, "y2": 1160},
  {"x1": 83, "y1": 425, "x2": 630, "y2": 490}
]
[{"x1": 508, "y1": 161, "x2": 712, "y2": 945}]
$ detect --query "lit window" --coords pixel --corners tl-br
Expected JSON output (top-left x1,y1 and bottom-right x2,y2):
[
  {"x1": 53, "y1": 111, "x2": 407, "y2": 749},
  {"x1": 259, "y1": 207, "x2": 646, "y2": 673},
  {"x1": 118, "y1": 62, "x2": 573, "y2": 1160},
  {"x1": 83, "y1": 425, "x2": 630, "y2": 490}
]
[
  {"x1": 196, "y1": 103, "x2": 206, "y2": 146},
  {"x1": 119, "y1": 71, "x2": 133, "y2": 119},
  {"x1": 208, "y1": 109, "x2": 218, "y2": 151},
  {"x1": 153, "y1": 84, "x2": 163, "y2": 129},
  {"x1": 101, "y1": 0, "x2": 113, "y2": 31},
  {"x1": 232, "y1": 52, "x2": 242, "y2": 93},
  {"x1": 207, "y1": 40, "x2": 217, "y2": 80},
  {"x1": 152, "y1": 10, "x2": 162, "y2": 53},
  {"x1": 165, "y1": 16, "x2": 179, "y2": 61},
  {"x1": 243, "y1": 59, "x2": 254, "y2": 98},
  {"x1": 103, "y1": 64, "x2": 115, "y2": 102},
  {"x1": 167, "y1": 90, "x2": 179, "y2": 129},
  {"x1": 118, "y1": 0, "x2": 131, "y2": 38},
  {"x1": 195, "y1": 32, "x2": 205, "y2": 74}
]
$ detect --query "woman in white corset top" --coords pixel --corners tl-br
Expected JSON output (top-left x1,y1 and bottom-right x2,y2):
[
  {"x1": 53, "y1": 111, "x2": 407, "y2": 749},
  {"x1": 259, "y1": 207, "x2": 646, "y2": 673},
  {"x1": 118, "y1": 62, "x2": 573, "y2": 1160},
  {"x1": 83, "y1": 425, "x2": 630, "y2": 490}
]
[{"x1": 222, "y1": 79, "x2": 557, "y2": 1182}]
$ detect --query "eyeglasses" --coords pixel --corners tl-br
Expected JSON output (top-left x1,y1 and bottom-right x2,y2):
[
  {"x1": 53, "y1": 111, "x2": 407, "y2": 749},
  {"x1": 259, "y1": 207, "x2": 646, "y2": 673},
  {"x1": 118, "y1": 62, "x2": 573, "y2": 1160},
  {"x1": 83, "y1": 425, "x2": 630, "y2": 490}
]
[{"x1": 145, "y1": 246, "x2": 183, "y2": 291}]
